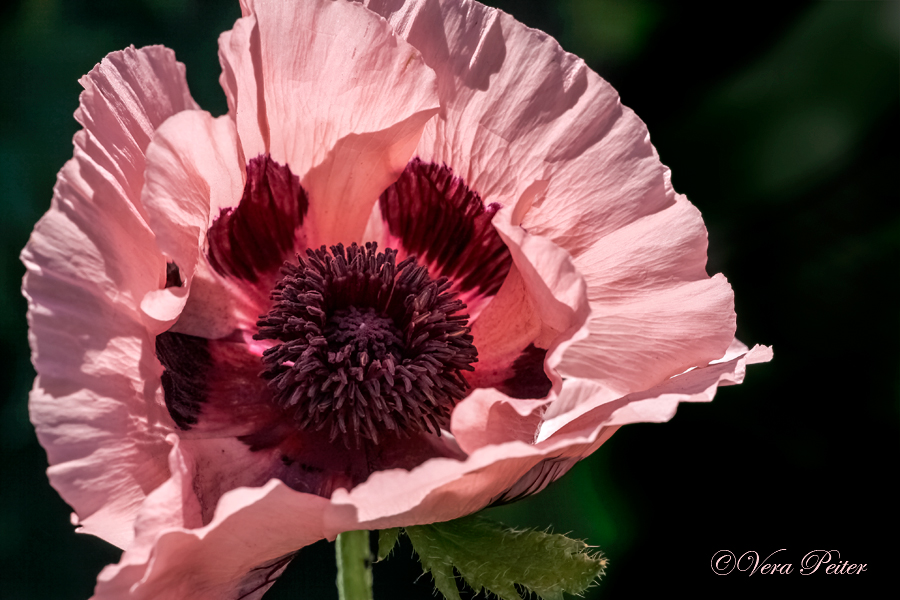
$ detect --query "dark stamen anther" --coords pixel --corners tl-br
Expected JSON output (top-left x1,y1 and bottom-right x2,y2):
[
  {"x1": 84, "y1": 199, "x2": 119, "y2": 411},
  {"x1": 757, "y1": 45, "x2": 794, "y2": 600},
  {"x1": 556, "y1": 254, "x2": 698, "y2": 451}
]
[{"x1": 255, "y1": 242, "x2": 477, "y2": 447}]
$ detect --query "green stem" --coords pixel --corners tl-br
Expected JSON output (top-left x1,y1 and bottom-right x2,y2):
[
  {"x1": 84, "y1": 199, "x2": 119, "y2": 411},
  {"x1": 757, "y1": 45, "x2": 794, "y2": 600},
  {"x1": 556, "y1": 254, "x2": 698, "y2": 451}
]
[{"x1": 336, "y1": 530, "x2": 373, "y2": 600}]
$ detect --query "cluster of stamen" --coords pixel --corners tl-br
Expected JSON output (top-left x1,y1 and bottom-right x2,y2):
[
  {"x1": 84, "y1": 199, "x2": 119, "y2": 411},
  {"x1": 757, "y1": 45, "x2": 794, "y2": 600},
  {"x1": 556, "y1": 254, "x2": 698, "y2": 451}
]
[{"x1": 255, "y1": 243, "x2": 476, "y2": 446}]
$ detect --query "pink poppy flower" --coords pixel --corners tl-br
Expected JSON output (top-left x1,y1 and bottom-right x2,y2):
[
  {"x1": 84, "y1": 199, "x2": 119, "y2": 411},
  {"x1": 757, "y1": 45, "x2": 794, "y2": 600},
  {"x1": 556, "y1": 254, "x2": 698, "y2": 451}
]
[{"x1": 22, "y1": 0, "x2": 771, "y2": 597}]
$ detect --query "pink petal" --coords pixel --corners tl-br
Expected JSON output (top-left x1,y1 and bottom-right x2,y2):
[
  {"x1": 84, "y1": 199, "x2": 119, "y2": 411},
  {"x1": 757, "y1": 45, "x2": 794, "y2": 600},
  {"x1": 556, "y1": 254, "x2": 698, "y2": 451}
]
[
  {"x1": 407, "y1": 344, "x2": 773, "y2": 513},
  {"x1": 362, "y1": 0, "x2": 672, "y2": 255},
  {"x1": 453, "y1": 205, "x2": 591, "y2": 450},
  {"x1": 75, "y1": 45, "x2": 199, "y2": 228},
  {"x1": 434, "y1": 204, "x2": 592, "y2": 452},
  {"x1": 24, "y1": 275, "x2": 172, "y2": 548},
  {"x1": 450, "y1": 387, "x2": 548, "y2": 454},
  {"x1": 89, "y1": 439, "x2": 592, "y2": 598},
  {"x1": 490, "y1": 209, "x2": 591, "y2": 349},
  {"x1": 93, "y1": 443, "x2": 334, "y2": 600},
  {"x1": 444, "y1": 206, "x2": 592, "y2": 453},
  {"x1": 558, "y1": 274, "x2": 735, "y2": 400},
  {"x1": 22, "y1": 45, "x2": 198, "y2": 548},
  {"x1": 217, "y1": 15, "x2": 267, "y2": 169},
  {"x1": 361, "y1": 0, "x2": 734, "y2": 399},
  {"x1": 330, "y1": 424, "x2": 611, "y2": 528},
  {"x1": 473, "y1": 207, "x2": 590, "y2": 390},
  {"x1": 549, "y1": 194, "x2": 736, "y2": 396},
  {"x1": 139, "y1": 110, "x2": 262, "y2": 339},
  {"x1": 540, "y1": 344, "x2": 774, "y2": 442},
  {"x1": 465, "y1": 264, "x2": 543, "y2": 392},
  {"x1": 94, "y1": 489, "x2": 329, "y2": 600},
  {"x1": 26, "y1": 46, "x2": 197, "y2": 326},
  {"x1": 219, "y1": 0, "x2": 441, "y2": 248},
  {"x1": 573, "y1": 193, "x2": 713, "y2": 304}
]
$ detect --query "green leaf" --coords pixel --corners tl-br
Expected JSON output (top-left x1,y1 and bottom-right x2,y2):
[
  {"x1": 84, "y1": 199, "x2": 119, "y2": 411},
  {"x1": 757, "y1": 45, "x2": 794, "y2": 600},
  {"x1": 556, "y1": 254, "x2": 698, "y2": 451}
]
[
  {"x1": 377, "y1": 528, "x2": 401, "y2": 562},
  {"x1": 404, "y1": 515, "x2": 606, "y2": 600}
]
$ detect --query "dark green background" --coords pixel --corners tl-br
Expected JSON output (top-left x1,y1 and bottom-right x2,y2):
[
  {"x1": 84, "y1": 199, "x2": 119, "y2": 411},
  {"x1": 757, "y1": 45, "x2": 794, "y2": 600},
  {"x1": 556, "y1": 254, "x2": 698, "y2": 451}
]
[{"x1": 1, "y1": 1, "x2": 897, "y2": 598}]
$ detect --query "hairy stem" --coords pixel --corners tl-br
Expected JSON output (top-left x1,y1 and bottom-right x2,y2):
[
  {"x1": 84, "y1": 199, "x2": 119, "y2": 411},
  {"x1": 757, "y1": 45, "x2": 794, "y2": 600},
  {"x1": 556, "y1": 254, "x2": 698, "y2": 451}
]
[{"x1": 336, "y1": 530, "x2": 373, "y2": 600}]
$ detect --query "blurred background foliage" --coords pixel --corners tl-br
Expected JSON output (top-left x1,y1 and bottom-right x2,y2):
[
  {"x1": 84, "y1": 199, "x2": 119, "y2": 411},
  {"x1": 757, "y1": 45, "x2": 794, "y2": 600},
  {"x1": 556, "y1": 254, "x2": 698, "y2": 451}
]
[{"x1": 0, "y1": 0, "x2": 897, "y2": 598}]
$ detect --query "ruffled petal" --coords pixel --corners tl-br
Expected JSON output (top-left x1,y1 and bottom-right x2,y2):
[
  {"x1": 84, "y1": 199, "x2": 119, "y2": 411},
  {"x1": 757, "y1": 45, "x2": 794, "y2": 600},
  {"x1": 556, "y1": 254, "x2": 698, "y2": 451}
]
[
  {"x1": 540, "y1": 343, "x2": 773, "y2": 442},
  {"x1": 88, "y1": 433, "x2": 601, "y2": 599},
  {"x1": 88, "y1": 344, "x2": 769, "y2": 598},
  {"x1": 450, "y1": 343, "x2": 774, "y2": 507},
  {"x1": 330, "y1": 424, "x2": 610, "y2": 528},
  {"x1": 217, "y1": 15, "x2": 268, "y2": 168},
  {"x1": 557, "y1": 277, "x2": 735, "y2": 401},
  {"x1": 27, "y1": 46, "x2": 197, "y2": 325},
  {"x1": 451, "y1": 205, "x2": 591, "y2": 450},
  {"x1": 93, "y1": 474, "x2": 332, "y2": 600},
  {"x1": 219, "y1": 0, "x2": 441, "y2": 248},
  {"x1": 465, "y1": 264, "x2": 542, "y2": 391},
  {"x1": 22, "y1": 45, "x2": 198, "y2": 548},
  {"x1": 74, "y1": 45, "x2": 199, "y2": 229},
  {"x1": 139, "y1": 110, "x2": 262, "y2": 339},
  {"x1": 574, "y1": 194, "x2": 713, "y2": 304},
  {"x1": 91, "y1": 437, "x2": 300, "y2": 600},
  {"x1": 362, "y1": 0, "x2": 672, "y2": 257},
  {"x1": 23, "y1": 269, "x2": 172, "y2": 548},
  {"x1": 363, "y1": 0, "x2": 737, "y2": 399},
  {"x1": 554, "y1": 194, "x2": 737, "y2": 397},
  {"x1": 450, "y1": 387, "x2": 548, "y2": 454},
  {"x1": 470, "y1": 207, "x2": 590, "y2": 393}
]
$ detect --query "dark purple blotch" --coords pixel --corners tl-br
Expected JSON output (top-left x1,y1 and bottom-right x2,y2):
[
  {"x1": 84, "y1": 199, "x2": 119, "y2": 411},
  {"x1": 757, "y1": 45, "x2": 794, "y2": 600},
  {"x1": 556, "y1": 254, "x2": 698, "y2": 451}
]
[
  {"x1": 379, "y1": 158, "x2": 512, "y2": 298},
  {"x1": 164, "y1": 261, "x2": 183, "y2": 288},
  {"x1": 208, "y1": 154, "x2": 308, "y2": 282},
  {"x1": 496, "y1": 343, "x2": 552, "y2": 399},
  {"x1": 156, "y1": 331, "x2": 211, "y2": 429}
]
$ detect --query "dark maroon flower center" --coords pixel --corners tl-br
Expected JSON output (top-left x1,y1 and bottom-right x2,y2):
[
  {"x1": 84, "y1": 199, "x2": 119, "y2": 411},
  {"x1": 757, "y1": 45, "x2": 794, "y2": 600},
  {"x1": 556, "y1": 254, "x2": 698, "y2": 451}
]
[{"x1": 254, "y1": 242, "x2": 477, "y2": 446}]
